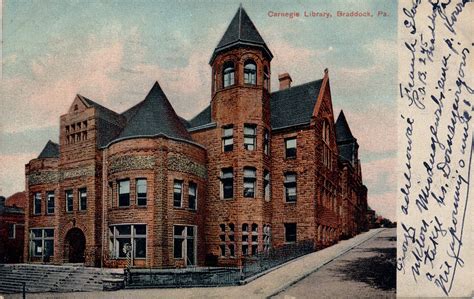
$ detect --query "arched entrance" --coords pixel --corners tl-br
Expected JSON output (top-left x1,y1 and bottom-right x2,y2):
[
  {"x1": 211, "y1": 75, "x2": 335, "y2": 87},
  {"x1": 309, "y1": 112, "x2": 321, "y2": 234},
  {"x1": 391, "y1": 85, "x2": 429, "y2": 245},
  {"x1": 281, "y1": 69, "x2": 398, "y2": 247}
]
[{"x1": 64, "y1": 228, "x2": 86, "y2": 263}]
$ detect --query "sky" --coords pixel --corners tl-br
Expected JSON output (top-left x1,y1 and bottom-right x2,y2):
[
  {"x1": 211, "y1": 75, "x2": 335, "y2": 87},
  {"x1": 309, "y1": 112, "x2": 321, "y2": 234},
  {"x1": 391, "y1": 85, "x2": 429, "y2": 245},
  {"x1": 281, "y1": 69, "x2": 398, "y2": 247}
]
[{"x1": 0, "y1": 0, "x2": 398, "y2": 220}]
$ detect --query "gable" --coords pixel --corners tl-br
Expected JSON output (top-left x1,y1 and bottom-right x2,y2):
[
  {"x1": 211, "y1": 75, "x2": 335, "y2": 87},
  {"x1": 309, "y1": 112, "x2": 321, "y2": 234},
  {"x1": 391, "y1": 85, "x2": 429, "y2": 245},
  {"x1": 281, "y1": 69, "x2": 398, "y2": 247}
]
[{"x1": 67, "y1": 95, "x2": 89, "y2": 114}]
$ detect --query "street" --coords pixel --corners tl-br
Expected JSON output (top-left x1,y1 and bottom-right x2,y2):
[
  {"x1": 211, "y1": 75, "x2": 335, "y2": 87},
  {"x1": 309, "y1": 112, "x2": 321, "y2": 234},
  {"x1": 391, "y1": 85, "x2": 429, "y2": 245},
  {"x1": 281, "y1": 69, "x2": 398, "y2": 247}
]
[
  {"x1": 273, "y1": 228, "x2": 396, "y2": 299},
  {"x1": 4, "y1": 228, "x2": 394, "y2": 299}
]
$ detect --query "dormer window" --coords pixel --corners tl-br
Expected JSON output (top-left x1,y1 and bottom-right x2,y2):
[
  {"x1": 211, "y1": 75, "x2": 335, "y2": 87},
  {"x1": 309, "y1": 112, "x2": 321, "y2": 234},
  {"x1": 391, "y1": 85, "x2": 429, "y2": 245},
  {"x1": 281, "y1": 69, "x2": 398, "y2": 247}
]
[
  {"x1": 244, "y1": 60, "x2": 256, "y2": 85},
  {"x1": 223, "y1": 62, "x2": 235, "y2": 88}
]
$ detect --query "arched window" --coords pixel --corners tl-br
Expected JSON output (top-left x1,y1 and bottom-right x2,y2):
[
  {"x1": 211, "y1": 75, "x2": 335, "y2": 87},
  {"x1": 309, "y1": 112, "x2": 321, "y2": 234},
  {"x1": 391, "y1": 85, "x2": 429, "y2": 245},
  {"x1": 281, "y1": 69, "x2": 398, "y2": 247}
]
[
  {"x1": 244, "y1": 60, "x2": 256, "y2": 85},
  {"x1": 263, "y1": 66, "x2": 269, "y2": 90},
  {"x1": 223, "y1": 62, "x2": 235, "y2": 88}
]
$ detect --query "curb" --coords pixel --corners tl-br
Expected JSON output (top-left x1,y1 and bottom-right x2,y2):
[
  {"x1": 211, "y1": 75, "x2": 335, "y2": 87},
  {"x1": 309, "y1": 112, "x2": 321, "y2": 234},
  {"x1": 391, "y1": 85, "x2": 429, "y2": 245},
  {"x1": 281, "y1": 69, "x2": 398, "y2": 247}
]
[{"x1": 266, "y1": 228, "x2": 386, "y2": 298}]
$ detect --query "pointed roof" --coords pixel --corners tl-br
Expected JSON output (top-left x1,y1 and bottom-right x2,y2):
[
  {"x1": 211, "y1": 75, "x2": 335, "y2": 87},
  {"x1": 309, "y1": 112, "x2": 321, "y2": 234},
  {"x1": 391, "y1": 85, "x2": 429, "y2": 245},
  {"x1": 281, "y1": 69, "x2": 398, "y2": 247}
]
[
  {"x1": 335, "y1": 110, "x2": 355, "y2": 143},
  {"x1": 114, "y1": 82, "x2": 192, "y2": 142},
  {"x1": 38, "y1": 140, "x2": 60, "y2": 159},
  {"x1": 210, "y1": 6, "x2": 273, "y2": 64},
  {"x1": 335, "y1": 111, "x2": 358, "y2": 164}
]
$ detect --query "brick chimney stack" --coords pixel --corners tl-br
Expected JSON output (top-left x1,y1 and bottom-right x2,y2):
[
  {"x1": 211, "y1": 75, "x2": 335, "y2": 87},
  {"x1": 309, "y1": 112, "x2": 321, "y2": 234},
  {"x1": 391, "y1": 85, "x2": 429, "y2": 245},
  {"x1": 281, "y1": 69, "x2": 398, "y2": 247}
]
[{"x1": 278, "y1": 73, "x2": 292, "y2": 90}]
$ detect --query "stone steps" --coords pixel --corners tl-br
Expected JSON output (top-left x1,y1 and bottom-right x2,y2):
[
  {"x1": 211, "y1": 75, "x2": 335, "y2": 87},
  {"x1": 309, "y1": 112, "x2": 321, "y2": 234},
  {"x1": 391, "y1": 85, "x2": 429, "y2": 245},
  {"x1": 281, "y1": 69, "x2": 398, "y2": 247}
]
[{"x1": 0, "y1": 264, "x2": 124, "y2": 294}]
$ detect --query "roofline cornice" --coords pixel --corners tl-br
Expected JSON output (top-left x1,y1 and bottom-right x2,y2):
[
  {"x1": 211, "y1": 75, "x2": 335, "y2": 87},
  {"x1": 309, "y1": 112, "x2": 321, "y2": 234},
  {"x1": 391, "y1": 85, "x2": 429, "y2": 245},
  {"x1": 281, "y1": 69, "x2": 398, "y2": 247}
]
[
  {"x1": 101, "y1": 134, "x2": 206, "y2": 150},
  {"x1": 209, "y1": 41, "x2": 273, "y2": 65},
  {"x1": 187, "y1": 122, "x2": 217, "y2": 132}
]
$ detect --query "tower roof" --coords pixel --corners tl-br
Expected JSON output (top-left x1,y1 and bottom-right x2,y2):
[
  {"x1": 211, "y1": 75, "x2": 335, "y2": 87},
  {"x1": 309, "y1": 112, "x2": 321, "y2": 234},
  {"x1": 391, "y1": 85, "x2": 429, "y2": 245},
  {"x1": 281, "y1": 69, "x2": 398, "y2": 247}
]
[
  {"x1": 38, "y1": 140, "x2": 60, "y2": 159},
  {"x1": 210, "y1": 6, "x2": 273, "y2": 64},
  {"x1": 335, "y1": 110, "x2": 358, "y2": 164},
  {"x1": 335, "y1": 110, "x2": 355, "y2": 143},
  {"x1": 115, "y1": 82, "x2": 192, "y2": 142}
]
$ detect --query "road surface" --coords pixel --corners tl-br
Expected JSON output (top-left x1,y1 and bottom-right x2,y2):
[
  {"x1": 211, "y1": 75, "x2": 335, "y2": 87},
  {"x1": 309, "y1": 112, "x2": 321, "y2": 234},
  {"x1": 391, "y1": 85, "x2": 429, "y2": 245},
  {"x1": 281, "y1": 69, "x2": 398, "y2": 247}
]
[{"x1": 273, "y1": 228, "x2": 396, "y2": 299}]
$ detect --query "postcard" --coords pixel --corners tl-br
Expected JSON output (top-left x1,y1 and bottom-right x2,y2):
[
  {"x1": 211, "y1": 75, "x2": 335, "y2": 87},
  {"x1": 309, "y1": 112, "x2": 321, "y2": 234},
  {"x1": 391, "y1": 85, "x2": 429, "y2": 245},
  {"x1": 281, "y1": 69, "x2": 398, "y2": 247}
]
[{"x1": 0, "y1": 0, "x2": 471, "y2": 298}]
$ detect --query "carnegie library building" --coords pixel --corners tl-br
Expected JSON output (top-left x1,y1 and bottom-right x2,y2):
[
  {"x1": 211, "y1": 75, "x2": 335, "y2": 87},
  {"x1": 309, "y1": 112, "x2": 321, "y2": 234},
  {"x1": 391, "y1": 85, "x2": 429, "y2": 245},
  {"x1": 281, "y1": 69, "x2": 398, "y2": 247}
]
[{"x1": 24, "y1": 6, "x2": 368, "y2": 268}]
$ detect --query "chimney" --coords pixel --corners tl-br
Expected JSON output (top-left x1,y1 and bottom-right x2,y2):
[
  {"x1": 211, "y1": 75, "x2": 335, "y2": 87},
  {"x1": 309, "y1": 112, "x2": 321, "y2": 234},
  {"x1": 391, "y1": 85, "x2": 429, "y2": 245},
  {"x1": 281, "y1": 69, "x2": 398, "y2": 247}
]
[{"x1": 278, "y1": 73, "x2": 292, "y2": 90}]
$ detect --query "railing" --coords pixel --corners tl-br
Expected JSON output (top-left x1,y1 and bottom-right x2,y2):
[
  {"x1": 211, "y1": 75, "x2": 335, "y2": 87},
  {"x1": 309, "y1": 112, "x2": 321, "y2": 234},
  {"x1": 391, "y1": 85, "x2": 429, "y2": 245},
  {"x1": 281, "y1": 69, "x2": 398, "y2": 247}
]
[
  {"x1": 127, "y1": 266, "x2": 241, "y2": 287},
  {"x1": 126, "y1": 240, "x2": 315, "y2": 288},
  {"x1": 241, "y1": 240, "x2": 315, "y2": 279}
]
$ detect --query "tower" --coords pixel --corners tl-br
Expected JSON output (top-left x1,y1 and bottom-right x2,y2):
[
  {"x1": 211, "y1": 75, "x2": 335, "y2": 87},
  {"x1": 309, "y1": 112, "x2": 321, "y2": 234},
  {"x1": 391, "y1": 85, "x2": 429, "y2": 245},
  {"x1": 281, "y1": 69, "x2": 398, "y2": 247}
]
[{"x1": 205, "y1": 6, "x2": 274, "y2": 264}]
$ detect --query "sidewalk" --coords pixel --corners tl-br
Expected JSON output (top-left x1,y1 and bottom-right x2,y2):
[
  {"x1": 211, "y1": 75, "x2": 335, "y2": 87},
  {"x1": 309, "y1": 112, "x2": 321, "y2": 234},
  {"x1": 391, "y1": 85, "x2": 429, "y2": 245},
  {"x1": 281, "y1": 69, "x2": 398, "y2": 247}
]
[{"x1": 7, "y1": 228, "x2": 385, "y2": 299}]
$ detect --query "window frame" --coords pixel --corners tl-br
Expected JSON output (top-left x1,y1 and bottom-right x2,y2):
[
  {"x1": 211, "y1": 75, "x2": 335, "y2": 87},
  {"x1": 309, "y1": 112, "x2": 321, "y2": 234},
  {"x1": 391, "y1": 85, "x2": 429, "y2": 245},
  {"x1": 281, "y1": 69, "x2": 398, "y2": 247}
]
[
  {"x1": 220, "y1": 168, "x2": 234, "y2": 200},
  {"x1": 284, "y1": 172, "x2": 297, "y2": 203},
  {"x1": 188, "y1": 182, "x2": 197, "y2": 210},
  {"x1": 243, "y1": 60, "x2": 257, "y2": 85},
  {"x1": 284, "y1": 223, "x2": 297, "y2": 243},
  {"x1": 244, "y1": 124, "x2": 257, "y2": 151},
  {"x1": 46, "y1": 191, "x2": 55, "y2": 215},
  {"x1": 78, "y1": 187, "x2": 87, "y2": 211},
  {"x1": 172, "y1": 225, "x2": 196, "y2": 260},
  {"x1": 263, "y1": 66, "x2": 270, "y2": 90},
  {"x1": 221, "y1": 125, "x2": 234, "y2": 152},
  {"x1": 33, "y1": 192, "x2": 41, "y2": 215},
  {"x1": 243, "y1": 167, "x2": 256, "y2": 198},
  {"x1": 173, "y1": 180, "x2": 183, "y2": 208},
  {"x1": 263, "y1": 129, "x2": 270, "y2": 155},
  {"x1": 223, "y1": 61, "x2": 235, "y2": 88},
  {"x1": 65, "y1": 189, "x2": 73, "y2": 213},
  {"x1": 285, "y1": 137, "x2": 297, "y2": 159},
  {"x1": 8, "y1": 223, "x2": 16, "y2": 239},
  {"x1": 118, "y1": 179, "x2": 131, "y2": 207},
  {"x1": 136, "y1": 178, "x2": 147, "y2": 206},
  {"x1": 30, "y1": 228, "x2": 54, "y2": 258},
  {"x1": 109, "y1": 224, "x2": 147, "y2": 259},
  {"x1": 263, "y1": 170, "x2": 271, "y2": 202}
]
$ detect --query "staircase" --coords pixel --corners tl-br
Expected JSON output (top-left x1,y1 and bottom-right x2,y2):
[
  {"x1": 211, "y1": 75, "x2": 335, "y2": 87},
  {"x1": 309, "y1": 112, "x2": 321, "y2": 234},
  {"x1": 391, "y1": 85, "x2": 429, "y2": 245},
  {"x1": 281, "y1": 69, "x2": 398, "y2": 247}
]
[{"x1": 0, "y1": 264, "x2": 124, "y2": 294}]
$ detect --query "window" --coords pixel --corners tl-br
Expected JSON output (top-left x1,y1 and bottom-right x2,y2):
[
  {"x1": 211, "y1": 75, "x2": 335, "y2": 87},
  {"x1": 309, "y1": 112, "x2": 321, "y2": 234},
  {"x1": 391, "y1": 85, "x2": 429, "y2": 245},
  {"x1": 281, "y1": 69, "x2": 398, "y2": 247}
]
[
  {"x1": 242, "y1": 223, "x2": 249, "y2": 253},
  {"x1": 322, "y1": 120, "x2": 332, "y2": 169},
  {"x1": 33, "y1": 192, "x2": 41, "y2": 215},
  {"x1": 188, "y1": 182, "x2": 197, "y2": 210},
  {"x1": 284, "y1": 173, "x2": 297, "y2": 202},
  {"x1": 173, "y1": 225, "x2": 195, "y2": 259},
  {"x1": 173, "y1": 180, "x2": 183, "y2": 207},
  {"x1": 284, "y1": 223, "x2": 297, "y2": 243},
  {"x1": 263, "y1": 66, "x2": 270, "y2": 90},
  {"x1": 243, "y1": 167, "x2": 256, "y2": 198},
  {"x1": 65, "y1": 190, "x2": 73, "y2": 212},
  {"x1": 285, "y1": 137, "x2": 297, "y2": 159},
  {"x1": 136, "y1": 179, "x2": 147, "y2": 206},
  {"x1": 222, "y1": 125, "x2": 234, "y2": 152},
  {"x1": 46, "y1": 191, "x2": 55, "y2": 214},
  {"x1": 244, "y1": 124, "x2": 256, "y2": 150},
  {"x1": 264, "y1": 170, "x2": 270, "y2": 202},
  {"x1": 244, "y1": 60, "x2": 256, "y2": 85},
  {"x1": 118, "y1": 180, "x2": 130, "y2": 207},
  {"x1": 228, "y1": 244, "x2": 235, "y2": 257},
  {"x1": 79, "y1": 188, "x2": 87, "y2": 211},
  {"x1": 223, "y1": 61, "x2": 235, "y2": 87},
  {"x1": 263, "y1": 129, "x2": 269, "y2": 155},
  {"x1": 219, "y1": 223, "x2": 226, "y2": 257},
  {"x1": 8, "y1": 224, "x2": 15, "y2": 239},
  {"x1": 30, "y1": 228, "x2": 54, "y2": 257},
  {"x1": 109, "y1": 224, "x2": 146, "y2": 259},
  {"x1": 263, "y1": 224, "x2": 272, "y2": 253},
  {"x1": 241, "y1": 222, "x2": 249, "y2": 255},
  {"x1": 220, "y1": 168, "x2": 233, "y2": 199}
]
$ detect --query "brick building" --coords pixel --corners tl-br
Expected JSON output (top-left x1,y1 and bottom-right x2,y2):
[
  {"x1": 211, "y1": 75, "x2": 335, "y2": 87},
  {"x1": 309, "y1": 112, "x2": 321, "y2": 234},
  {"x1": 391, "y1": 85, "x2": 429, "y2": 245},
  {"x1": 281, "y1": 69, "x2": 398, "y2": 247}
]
[
  {"x1": 23, "y1": 6, "x2": 368, "y2": 268},
  {"x1": 0, "y1": 192, "x2": 26, "y2": 263}
]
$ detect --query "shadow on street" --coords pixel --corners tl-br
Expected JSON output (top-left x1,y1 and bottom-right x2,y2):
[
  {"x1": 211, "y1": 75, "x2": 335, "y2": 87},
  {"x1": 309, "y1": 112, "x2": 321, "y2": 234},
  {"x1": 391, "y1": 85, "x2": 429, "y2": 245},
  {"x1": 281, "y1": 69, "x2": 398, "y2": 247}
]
[{"x1": 335, "y1": 242, "x2": 396, "y2": 291}]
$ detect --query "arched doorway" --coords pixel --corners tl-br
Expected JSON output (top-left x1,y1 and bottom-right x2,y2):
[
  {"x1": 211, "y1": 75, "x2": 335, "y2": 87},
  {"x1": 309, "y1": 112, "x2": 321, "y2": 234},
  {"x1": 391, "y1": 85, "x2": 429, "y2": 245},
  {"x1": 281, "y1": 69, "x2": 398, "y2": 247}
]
[{"x1": 64, "y1": 228, "x2": 86, "y2": 263}]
